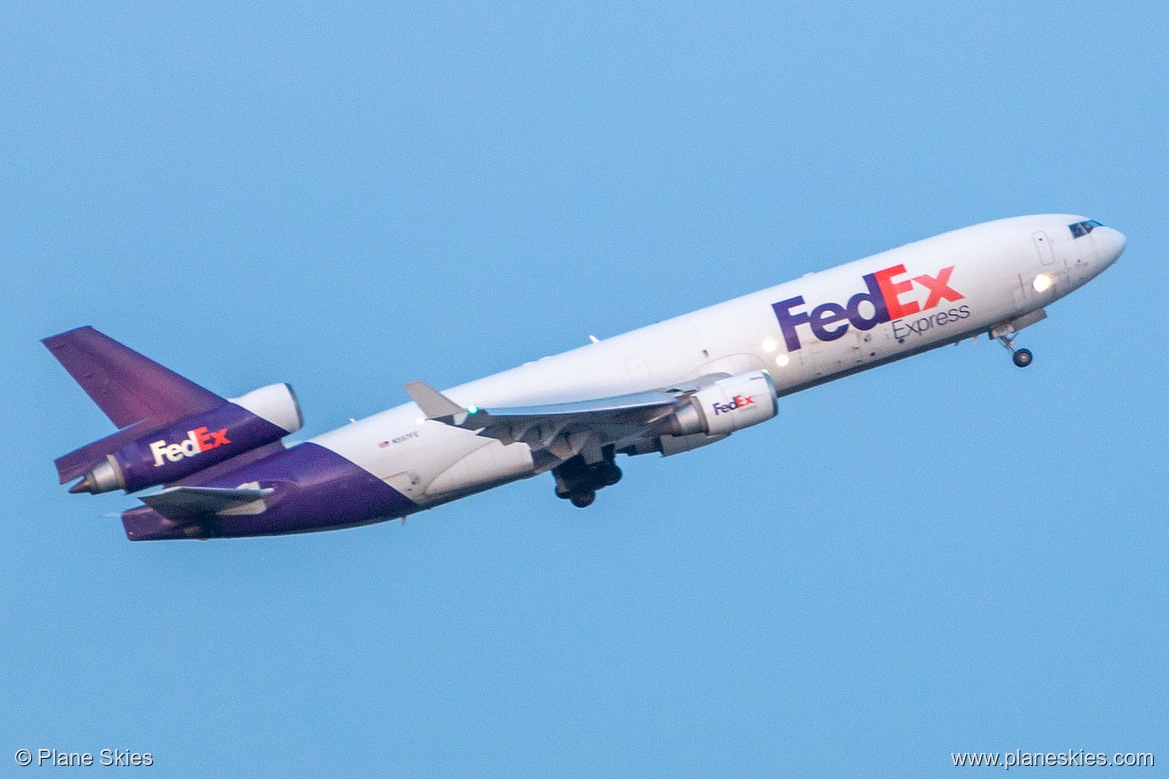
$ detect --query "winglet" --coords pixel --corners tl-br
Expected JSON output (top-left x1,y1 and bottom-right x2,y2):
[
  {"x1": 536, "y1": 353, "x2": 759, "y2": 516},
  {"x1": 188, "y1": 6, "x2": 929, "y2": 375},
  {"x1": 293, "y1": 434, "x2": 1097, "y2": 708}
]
[{"x1": 403, "y1": 381, "x2": 468, "y2": 419}]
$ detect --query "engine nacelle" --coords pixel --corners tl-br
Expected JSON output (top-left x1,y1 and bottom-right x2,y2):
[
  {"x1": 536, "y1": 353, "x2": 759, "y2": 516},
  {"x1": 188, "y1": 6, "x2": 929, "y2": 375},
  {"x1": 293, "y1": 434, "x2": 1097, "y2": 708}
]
[
  {"x1": 664, "y1": 371, "x2": 777, "y2": 437},
  {"x1": 71, "y1": 383, "x2": 303, "y2": 495},
  {"x1": 230, "y1": 383, "x2": 304, "y2": 434}
]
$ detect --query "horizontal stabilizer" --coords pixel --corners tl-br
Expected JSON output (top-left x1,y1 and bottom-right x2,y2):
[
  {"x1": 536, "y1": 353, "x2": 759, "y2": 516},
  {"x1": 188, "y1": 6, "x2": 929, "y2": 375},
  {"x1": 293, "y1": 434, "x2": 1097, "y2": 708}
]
[
  {"x1": 43, "y1": 326, "x2": 224, "y2": 429},
  {"x1": 138, "y1": 485, "x2": 274, "y2": 521}
]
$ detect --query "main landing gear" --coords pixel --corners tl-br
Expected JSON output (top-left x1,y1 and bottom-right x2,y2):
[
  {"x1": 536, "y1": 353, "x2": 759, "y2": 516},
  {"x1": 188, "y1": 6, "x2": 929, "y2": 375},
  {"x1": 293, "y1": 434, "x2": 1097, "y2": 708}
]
[
  {"x1": 998, "y1": 332, "x2": 1033, "y2": 368},
  {"x1": 554, "y1": 453, "x2": 622, "y2": 508}
]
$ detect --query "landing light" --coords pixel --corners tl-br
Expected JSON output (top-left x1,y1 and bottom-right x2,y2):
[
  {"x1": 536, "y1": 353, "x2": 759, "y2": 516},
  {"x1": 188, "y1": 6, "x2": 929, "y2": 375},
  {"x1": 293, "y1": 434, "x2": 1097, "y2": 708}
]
[
  {"x1": 1033, "y1": 273, "x2": 1054, "y2": 292},
  {"x1": 761, "y1": 338, "x2": 777, "y2": 353},
  {"x1": 775, "y1": 354, "x2": 790, "y2": 367}
]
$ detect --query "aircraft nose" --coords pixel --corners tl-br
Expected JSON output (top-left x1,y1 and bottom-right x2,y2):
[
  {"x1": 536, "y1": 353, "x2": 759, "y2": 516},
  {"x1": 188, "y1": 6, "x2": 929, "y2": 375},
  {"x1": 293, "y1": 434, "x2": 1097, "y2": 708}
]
[{"x1": 1095, "y1": 226, "x2": 1127, "y2": 266}]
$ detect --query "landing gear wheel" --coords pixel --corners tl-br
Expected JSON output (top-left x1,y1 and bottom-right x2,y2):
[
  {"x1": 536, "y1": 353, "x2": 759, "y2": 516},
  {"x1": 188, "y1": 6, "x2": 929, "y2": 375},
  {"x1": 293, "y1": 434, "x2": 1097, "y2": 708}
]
[
  {"x1": 594, "y1": 462, "x2": 622, "y2": 487},
  {"x1": 1013, "y1": 348, "x2": 1033, "y2": 368},
  {"x1": 570, "y1": 491, "x2": 595, "y2": 508}
]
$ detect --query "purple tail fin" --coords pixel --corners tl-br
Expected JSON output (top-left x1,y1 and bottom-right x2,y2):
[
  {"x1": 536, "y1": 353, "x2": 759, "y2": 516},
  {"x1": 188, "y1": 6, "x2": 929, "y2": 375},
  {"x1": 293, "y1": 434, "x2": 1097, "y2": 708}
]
[
  {"x1": 44, "y1": 327, "x2": 227, "y2": 483},
  {"x1": 43, "y1": 327, "x2": 224, "y2": 428}
]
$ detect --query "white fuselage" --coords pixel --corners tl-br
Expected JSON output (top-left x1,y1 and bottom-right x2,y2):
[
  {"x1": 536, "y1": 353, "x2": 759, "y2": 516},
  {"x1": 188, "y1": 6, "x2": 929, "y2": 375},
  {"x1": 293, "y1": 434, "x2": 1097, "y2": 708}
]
[{"x1": 312, "y1": 214, "x2": 1124, "y2": 508}]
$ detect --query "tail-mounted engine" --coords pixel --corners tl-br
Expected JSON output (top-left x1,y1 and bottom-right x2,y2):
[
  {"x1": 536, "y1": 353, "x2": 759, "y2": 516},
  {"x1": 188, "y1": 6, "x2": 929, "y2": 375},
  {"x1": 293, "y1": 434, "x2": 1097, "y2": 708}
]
[{"x1": 69, "y1": 383, "x2": 303, "y2": 494}]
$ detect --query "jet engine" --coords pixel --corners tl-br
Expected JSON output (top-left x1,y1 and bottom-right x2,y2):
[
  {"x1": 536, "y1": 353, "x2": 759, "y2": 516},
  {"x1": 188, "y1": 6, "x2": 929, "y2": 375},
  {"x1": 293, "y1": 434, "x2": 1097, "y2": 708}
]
[
  {"x1": 68, "y1": 383, "x2": 303, "y2": 494},
  {"x1": 663, "y1": 371, "x2": 778, "y2": 437}
]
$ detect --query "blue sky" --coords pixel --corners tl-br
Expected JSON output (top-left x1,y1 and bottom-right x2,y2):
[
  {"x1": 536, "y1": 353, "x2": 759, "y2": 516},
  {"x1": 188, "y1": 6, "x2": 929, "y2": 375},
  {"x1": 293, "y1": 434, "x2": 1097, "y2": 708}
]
[{"x1": 2, "y1": 1, "x2": 1165, "y2": 776}]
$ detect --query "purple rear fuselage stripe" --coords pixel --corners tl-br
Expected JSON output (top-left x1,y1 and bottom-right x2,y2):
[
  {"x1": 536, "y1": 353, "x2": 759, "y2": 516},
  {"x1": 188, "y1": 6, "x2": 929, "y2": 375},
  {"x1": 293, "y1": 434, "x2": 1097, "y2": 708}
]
[{"x1": 122, "y1": 442, "x2": 417, "y2": 540}]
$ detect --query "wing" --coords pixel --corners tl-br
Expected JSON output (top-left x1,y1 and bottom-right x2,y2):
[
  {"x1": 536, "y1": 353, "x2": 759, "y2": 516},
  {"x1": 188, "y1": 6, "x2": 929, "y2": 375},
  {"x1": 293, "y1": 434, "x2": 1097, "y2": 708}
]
[{"x1": 404, "y1": 381, "x2": 691, "y2": 461}]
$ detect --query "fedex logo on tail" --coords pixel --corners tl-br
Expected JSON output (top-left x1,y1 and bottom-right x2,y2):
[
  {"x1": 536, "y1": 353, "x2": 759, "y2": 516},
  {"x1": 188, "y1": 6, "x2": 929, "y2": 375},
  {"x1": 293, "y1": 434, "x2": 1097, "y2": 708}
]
[
  {"x1": 149, "y1": 426, "x2": 231, "y2": 467},
  {"x1": 712, "y1": 394, "x2": 755, "y2": 415},
  {"x1": 772, "y1": 264, "x2": 965, "y2": 351}
]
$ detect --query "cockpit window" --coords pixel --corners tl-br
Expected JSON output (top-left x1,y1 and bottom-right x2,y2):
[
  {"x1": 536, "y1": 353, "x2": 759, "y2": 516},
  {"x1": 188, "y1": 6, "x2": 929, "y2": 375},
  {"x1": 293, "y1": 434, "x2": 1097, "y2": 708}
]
[{"x1": 1069, "y1": 219, "x2": 1103, "y2": 238}]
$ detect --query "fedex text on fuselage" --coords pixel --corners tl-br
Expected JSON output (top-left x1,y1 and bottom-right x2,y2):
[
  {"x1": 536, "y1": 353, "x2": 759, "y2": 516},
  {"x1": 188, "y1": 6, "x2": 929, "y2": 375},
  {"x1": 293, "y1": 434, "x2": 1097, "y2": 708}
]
[{"x1": 772, "y1": 263, "x2": 967, "y2": 351}]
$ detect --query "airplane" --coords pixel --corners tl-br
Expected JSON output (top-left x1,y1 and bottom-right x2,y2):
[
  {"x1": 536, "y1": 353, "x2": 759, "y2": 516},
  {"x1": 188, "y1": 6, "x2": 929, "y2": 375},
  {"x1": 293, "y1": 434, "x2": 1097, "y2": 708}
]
[{"x1": 45, "y1": 214, "x2": 1125, "y2": 541}]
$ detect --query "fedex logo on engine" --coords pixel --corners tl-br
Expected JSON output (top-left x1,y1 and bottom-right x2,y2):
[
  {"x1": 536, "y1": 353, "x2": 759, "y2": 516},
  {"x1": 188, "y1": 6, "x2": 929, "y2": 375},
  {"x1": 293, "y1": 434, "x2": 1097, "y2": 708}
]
[
  {"x1": 772, "y1": 264, "x2": 965, "y2": 351},
  {"x1": 712, "y1": 394, "x2": 755, "y2": 415},
  {"x1": 149, "y1": 426, "x2": 231, "y2": 467}
]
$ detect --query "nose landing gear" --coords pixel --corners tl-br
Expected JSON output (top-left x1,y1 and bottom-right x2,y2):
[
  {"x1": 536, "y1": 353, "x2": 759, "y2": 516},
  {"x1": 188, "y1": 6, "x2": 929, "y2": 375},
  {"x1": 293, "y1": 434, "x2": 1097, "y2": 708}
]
[
  {"x1": 990, "y1": 309, "x2": 1046, "y2": 368},
  {"x1": 998, "y1": 332, "x2": 1034, "y2": 368}
]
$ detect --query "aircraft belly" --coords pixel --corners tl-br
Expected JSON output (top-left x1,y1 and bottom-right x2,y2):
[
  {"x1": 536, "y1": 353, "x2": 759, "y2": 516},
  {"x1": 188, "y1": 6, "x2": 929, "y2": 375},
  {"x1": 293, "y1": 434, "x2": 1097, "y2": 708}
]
[{"x1": 426, "y1": 439, "x2": 535, "y2": 497}]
